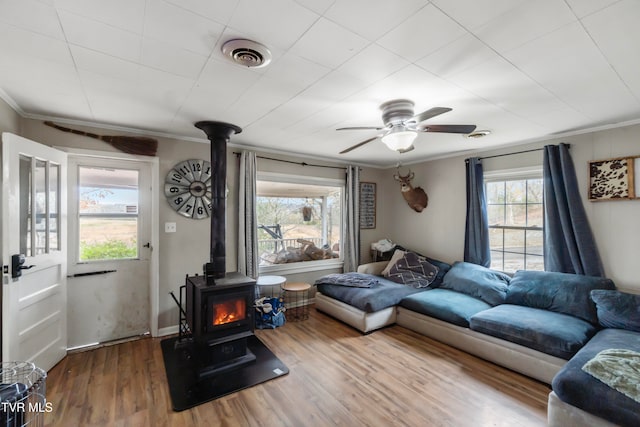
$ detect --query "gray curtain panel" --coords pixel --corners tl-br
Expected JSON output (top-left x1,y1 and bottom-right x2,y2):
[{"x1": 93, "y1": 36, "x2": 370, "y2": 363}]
[
  {"x1": 464, "y1": 157, "x2": 491, "y2": 267},
  {"x1": 238, "y1": 151, "x2": 259, "y2": 278},
  {"x1": 543, "y1": 143, "x2": 604, "y2": 277},
  {"x1": 343, "y1": 165, "x2": 360, "y2": 272}
]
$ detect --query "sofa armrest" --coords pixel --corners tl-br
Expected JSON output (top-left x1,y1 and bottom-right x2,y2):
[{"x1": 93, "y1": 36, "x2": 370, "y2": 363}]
[{"x1": 357, "y1": 261, "x2": 388, "y2": 276}]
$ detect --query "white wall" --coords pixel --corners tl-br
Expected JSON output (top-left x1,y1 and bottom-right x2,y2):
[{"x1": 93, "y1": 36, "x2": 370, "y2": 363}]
[
  {"x1": 379, "y1": 123, "x2": 640, "y2": 291},
  {"x1": 0, "y1": 98, "x2": 20, "y2": 134}
]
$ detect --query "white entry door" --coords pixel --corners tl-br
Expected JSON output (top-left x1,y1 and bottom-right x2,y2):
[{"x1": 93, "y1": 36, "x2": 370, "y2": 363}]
[
  {"x1": 1, "y1": 133, "x2": 68, "y2": 372},
  {"x1": 66, "y1": 155, "x2": 152, "y2": 348}
]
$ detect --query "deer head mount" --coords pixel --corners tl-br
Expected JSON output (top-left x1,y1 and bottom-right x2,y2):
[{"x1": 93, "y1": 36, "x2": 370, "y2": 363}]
[{"x1": 393, "y1": 168, "x2": 428, "y2": 212}]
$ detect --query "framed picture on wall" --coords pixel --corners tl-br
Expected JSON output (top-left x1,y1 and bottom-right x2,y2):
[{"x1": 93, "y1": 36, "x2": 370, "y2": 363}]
[
  {"x1": 588, "y1": 156, "x2": 638, "y2": 201},
  {"x1": 359, "y1": 182, "x2": 376, "y2": 229}
]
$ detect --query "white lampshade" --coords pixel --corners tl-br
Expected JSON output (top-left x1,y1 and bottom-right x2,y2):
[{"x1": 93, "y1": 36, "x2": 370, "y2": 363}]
[{"x1": 381, "y1": 127, "x2": 417, "y2": 151}]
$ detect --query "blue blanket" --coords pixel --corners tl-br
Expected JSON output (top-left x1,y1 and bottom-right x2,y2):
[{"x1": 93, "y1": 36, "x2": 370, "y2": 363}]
[{"x1": 315, "y1": 273, "x2": 379, "y2": 288}]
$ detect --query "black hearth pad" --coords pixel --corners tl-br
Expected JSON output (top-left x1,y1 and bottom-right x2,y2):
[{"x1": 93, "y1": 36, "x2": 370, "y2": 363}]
[{"x1": 161, "y1": 335, "x2": 289, "y2": 411}]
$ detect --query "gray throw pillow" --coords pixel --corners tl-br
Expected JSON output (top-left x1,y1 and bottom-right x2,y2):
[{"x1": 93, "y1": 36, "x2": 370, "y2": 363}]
[
  {"x1": 591, "y1": 290, "x2": 640, "y2": 332},
  {"x1": 385, "y1": 251, "x2": 439, "y2": 288}
]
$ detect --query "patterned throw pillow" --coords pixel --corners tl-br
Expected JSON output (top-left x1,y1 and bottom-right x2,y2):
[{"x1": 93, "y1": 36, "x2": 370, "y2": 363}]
[{"x1": 385, "y1": 251, "x2": 439, "y2": 288}]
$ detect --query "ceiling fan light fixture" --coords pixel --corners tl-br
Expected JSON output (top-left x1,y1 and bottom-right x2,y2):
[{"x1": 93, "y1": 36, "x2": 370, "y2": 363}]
[{"x1": 381, "y1": 126, "x2": 417, "y2": 151}]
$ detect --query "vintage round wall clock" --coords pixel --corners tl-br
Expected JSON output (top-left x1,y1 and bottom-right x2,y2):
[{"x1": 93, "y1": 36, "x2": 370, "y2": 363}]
[{"x1": 164, "y1": 159, "x2": 212, "y2": 219}]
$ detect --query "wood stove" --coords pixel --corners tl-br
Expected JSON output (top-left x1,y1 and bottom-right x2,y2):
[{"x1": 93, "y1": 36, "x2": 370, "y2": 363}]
[
  {"x1": 185, "y1": 273, "x2": 256, "y2": 378},
  {"x1": 183, "y1": 121, "x2": 256, "y2": 379}
]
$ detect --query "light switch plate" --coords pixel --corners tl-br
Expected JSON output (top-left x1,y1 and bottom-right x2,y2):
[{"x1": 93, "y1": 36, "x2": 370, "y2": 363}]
[{"x1": 165, "y1": 222, "x2": 177, "y2": 233}]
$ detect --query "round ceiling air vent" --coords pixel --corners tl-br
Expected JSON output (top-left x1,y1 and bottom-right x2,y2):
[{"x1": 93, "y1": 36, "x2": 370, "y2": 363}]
[{"x1": 221, "y1": 39, "x2": 272, "y2": 68}]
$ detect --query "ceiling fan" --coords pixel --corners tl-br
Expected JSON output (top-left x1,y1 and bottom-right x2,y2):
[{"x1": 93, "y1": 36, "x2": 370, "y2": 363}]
[{"x1": 337, "y1": 99, "x2": 477, "y2": 154}]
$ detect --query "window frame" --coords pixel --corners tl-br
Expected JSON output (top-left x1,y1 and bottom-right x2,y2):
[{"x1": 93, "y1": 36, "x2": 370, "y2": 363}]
[
  {"x1": 69, "y1": 156, "x2": 150, "y2": 264},
  {"x1": 256, "y1": 172, "x2": 344, "y2": 275},
  {"x1": 483, "y1": 166, "x2": 544, "y2": 273}
]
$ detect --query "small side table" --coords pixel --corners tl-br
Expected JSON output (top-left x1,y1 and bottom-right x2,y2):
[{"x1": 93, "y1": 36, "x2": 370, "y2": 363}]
[
  {"x1": 256, "y1": 275, "x2": 286, "y2": 299},
  {"x1": 282, "y1": 282, "x2": 311, "y2": 321}
]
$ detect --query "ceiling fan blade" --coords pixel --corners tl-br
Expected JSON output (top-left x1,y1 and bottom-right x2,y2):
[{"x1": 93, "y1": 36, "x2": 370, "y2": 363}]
[
  {"x1": 420, "y1": 124, "x2": 477, "y2": 134},
  {"x1": 412, "y1": 107, "x2": 452, "y2": 123},
  {"x1": 339, "y1": 136, "x2": 379, "y2": 154},
  {"x1": 336, "y1": 126, "x2": 384, "y2": 131}
]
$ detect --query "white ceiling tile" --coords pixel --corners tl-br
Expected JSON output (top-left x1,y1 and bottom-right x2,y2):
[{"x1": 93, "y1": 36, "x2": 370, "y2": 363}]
[
  {"x1": 416, "y1": 34, "x2": 498, "y2": 78},
  {"x1": 58, "y1": 10, "x2": 142, "y2": 62},
  {"x1": 324, "y1": 0, "x2": 429, "y2": 41},
  {"x1": 0, "y1": 58, "x2": 89, "y2": 118},
  {"x1": 141, "y1": 38, "x2": 208, "y2": 79},
  {"x1": 357, "y1": 65, "x2": 467, "y2": 108},
  {"x1": 263, "y1": 52, "x2": 331, "y2": 91},
  {"x1": 473, "y1": 0, "x2": 577, "y2": 53},
  {"x1": 430, "y1": 0, "x2": 527, "y2": 31},
  {"x1": 338, "y1": 44, "x2": 409, "y2": 85},
  {"x1": 0, "y1": 0, "x2": 64, "y2": 40},
  {"x1": 194, "y1": 58, "x2": 262, "y2": 108},
  {"x1": 144, "y1": 0, "x2": 224, "y2": 56},
  {"x1": 163, "y1": 0, "x2": 241, "y2": 25},
  {"x1": 377, "y1": 4, "x2": 467, "y2": 63},
  {"x1": 293, "y1": 0, "x2": 336, "y2": 15},
  {"x1": 80, "y1": 70, "x2": 187, "y2": 128},
  {"x1": 225, "y1": 76, "x2": 310, "y2": 127},
  {"x1": 447, "y1": 56, "x2": 568, "y2": 119},
  {"x1": 564, "y1": 0, "x2": 619, "y2": 18},
  {"x1": 54, "y1": 0, "x2": 146, "y2": 34},
  {"x1": 178, "y1": 88, "x2": 237, "y2": 126},
  {"x1": 289, "y1": 17, "x2": 369, "y2": 69},
  {"x1": 70, "y1": 45, "x2": 140, "y2": 82},
  {"x1": 581, "y1": 0, "x2": 640, "y2": 99},
  {"x1": 228, "y1": 0, "x2": 319, "y2": 50},
  {"x1": 299, "y1": 71, "x2": 369, "y2": 106},
  {"x1": 0, "y1": 25, "x2": 74, "y2": 67},
  {"x1": 505, "y1": 22, "x2": 640, "y2": 121}
]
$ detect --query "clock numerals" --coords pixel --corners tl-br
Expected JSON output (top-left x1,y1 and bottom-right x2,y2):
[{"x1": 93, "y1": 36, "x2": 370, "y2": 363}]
[
  {"x1": 175, "y1": 160, "x2": 195, "y2": 182},
  {"x1": 165, "y1": 170, "x2": 190, "y2": 187},
  {"x1": 177, "y1": 195, "x2": 197, "y2": 218},
  {"x1": 164, "y1": 184, "x2": 189, "y2": 197},
  {"x1": 192, "y1": 197, "x2": 208, "y2": 220},
  {"x1": 188, "y1": 159, "x2": 204, "y2": 182}
]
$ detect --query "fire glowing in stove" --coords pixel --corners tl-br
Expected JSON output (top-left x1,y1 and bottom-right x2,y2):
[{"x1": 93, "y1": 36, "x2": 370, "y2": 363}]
[{"x1": 212, "y1": 298, "x2": 246, "y2": 326}]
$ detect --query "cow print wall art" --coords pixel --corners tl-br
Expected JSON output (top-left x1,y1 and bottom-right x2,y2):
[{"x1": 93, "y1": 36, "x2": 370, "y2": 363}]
[{"x1": 588, "y1": 157, "x2": 636, "y2": 201}]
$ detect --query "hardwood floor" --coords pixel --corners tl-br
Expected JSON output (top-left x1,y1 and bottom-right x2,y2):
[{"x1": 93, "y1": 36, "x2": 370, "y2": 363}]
[{"x1": 44, "y1": 308, "x2": 550, "y2": 426}]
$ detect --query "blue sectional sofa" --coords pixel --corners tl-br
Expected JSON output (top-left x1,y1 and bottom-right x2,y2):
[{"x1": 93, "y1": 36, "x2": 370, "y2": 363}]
[{"x1": 314, "y1": 252, "x2": 640, "y2": 427}]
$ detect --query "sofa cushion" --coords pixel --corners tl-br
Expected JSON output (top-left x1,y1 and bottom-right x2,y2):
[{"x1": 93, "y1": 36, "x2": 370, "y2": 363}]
[
  {"x1": 386, "y1": 251, "x2": 439, "y2": 288},
  {"x1": 399, "y1": 289, "x2": 492, "y2": 328},
  {"x1": 506, "y1": 270, "x2": 616, "y2": 325},
  {"x1": 470, "y1": 305, "x2": 597, "y2": 359},
  {"x1": 552, "y1": 328, "x2": 640, "y2": 427},
  {"x1": 316, "y1": 276, "x2": 423, "y2": 313},
  {"x1": 440, "y1": 261, "x2": 511, "y2": 306},
  {"x1": 591, "y1": 289, "x2": 640, "y2": 332}
]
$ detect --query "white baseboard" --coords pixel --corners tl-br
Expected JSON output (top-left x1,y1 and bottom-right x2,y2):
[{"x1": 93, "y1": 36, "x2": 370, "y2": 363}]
[{"x1": 157, "y1": 325, "x2": 179, "y2": 337}]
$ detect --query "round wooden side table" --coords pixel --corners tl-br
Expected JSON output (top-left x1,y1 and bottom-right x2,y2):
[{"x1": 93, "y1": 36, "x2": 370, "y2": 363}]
[{"x1": 281, "y1": 282, "x2": 311, "y2": 321}]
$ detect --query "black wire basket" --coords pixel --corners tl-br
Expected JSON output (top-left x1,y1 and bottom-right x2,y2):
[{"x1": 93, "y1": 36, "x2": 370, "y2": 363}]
[{"x1": 0, "y1": 362, "x2": 47, "y2": 427}]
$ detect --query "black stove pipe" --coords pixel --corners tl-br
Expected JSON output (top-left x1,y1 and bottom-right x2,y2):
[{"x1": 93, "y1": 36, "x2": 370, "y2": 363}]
[{"x1": 194, "y1": 121, "x2": 242, "y2": 285}]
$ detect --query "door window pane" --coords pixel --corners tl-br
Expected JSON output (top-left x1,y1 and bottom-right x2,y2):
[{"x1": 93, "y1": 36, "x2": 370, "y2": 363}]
[
  {"x1": 19, "y1": 155, "x2": 32, "y2": 256},
  {"x1": 78, "y1": 167, "x2": 139, "y2": 261},
  {"x1": 49, "y1": 163, "x2": 60, "y2": 251},
  {"x1": 35, "y1": 159, "x2": 47, "y2": 255}
]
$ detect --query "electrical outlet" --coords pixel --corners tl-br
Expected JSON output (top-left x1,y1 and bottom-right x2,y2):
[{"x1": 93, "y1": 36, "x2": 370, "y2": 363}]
[{"x1": 165, "y1": 222, "x2": 177, "y2": 233}]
